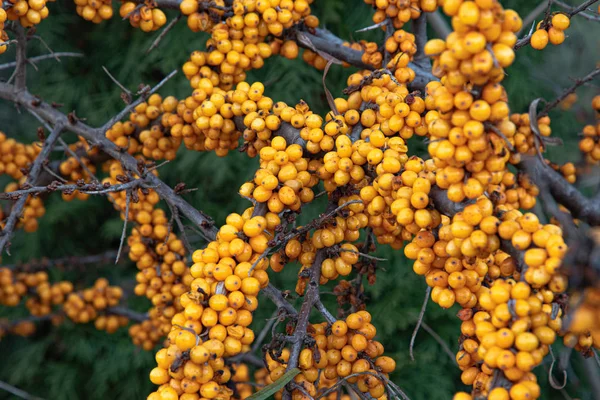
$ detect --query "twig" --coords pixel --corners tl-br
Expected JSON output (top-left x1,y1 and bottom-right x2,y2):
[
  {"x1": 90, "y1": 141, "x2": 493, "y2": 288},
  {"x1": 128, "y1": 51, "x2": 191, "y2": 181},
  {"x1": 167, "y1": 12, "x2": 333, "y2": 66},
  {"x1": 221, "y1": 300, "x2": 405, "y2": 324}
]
[
  {"x1": 107, "y1": 306, "x2": 148, "y2": 322},
  {"x1": 115, "y1": 190, "x2": 131, "y2": 264},
  {"x1": 0, "y1": 380, "x2": 45, "y2": 400},
  {"x1": 262, "y1": 283, "x2": 298, "y2": 317},
  {"x1": 0, "y1": 123, "x2": 65, "y2": 255},
  {"x1": 0, "y1": 52, "x2": 84, "y2": 71},
  {"x1": 539, "y1": 66, "x2": 600, "y2": 117},
  {"x1": 58, "y1": 137, "x2": 99, "y2": 182},
  {"x1": 555, "y1": 0, "x2": 600, "y2": 20},
  {"x1": 146, "y1": 15, "x2": 182, "y2": 53},
  {"x1": 485, "y1": 122, "x2": 515, "y2": 151},
  {"x1": 409, "y1": 286, "x2": 431, "y2": 361},
  {"x1": 251, "y1": 310, "x2": 279, "y2": 353},
  {"x1": 355, "y1": 20, "x2": 388, "y2": 32},
  {"x1": 4, "y1": 249, "x2": 121, "y2": 271},
  {"x1": 519, "y1": 1, "x2": 551, "y2": 35},
  {"x1": 420, "y1": 322, "x2": 457, "y2": 365},
  {"x1": 102, "y1": 66, "x2": 132, "y2": 103},
  {"x1": 0, "y1": 180, "x2": 143, "y2": 199},
  {"x1": 100, "y1": 69, "x2": 177, "y2": 132}
]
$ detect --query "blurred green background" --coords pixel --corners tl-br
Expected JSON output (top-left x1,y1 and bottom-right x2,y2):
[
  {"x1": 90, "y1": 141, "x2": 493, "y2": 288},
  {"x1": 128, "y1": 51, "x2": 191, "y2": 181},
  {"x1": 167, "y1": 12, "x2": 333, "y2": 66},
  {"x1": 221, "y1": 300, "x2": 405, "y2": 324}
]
[{"x1": 0, "y1": 0, "x2": 599, "y2": 399}]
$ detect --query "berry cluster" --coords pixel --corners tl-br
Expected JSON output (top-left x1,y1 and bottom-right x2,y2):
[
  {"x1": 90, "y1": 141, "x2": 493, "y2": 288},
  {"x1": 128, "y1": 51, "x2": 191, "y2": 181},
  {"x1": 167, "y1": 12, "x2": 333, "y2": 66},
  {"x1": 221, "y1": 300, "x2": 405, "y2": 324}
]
[
  {"x1": 74, "y1": 0, "x2": 113, "y2": 23},
  {"x1": 264, "y1": 312, "x2": 395, "y2": 399},
  {"x1": 530, "y1": 13, "x2": 570, "y2": 50},
  {"x1": 365, "y1": 0, "x2": 438, "y2": 28},
  {"x1": 5, "y1": 0, "x2": 50, "y2": 27},
  {"x1": 120, "y1": 1, "x2": 167, "y2": 32},
  {"x1": 579, "y1": 95, "x2": 600, "y2": 163}
]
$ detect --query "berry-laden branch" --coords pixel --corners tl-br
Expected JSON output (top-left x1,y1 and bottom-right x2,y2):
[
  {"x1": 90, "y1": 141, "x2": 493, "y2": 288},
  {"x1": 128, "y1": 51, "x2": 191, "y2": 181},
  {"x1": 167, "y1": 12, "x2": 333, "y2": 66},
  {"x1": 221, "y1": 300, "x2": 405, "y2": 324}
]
[
  {"x1": 518, "y1": 154, "x2": 600, "y2": 226},
  {"x1": 515, "y1": 0, "x2": 600, "y2": 50},
  {"x1": 283, "y1": 248, "x2": 327, "y2": 399},
  {"x1": 0, "y1": 179, "x2": 144, "y2": 200},
  {"x1": 0, "y1": 81, "x2": 219, "y2": 240},
  {"x1": 0, "y1": 122, "x2": 64, "y2": 255}
]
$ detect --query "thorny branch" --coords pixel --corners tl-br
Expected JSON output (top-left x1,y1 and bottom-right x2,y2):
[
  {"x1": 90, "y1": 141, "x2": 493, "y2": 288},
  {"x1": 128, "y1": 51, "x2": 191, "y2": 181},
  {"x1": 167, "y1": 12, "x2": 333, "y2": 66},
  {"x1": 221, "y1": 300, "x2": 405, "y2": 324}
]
[
  {"x1": 0, "y1": 80, "x2": 219, "y2": 240},
  {"x1": 0, "y1": 179, "x2": 144, "y2": 200}
]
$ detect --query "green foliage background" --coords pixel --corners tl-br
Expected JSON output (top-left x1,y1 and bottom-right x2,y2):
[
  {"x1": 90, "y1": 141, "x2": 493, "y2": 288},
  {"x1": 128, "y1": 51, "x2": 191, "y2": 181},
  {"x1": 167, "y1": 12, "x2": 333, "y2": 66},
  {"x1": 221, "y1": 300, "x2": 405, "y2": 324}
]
[{"x1": 0, "y1": 0, "x2": 599, "y2": 399}]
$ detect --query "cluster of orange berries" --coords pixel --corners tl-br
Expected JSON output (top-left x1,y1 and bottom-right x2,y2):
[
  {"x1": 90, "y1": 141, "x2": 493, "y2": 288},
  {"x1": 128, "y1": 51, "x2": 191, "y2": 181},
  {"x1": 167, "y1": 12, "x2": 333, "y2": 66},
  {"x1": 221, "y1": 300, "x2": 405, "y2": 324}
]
[
  {"x1": 104, "y1": 162, "x2": 190, "y2": 341},
  {"x1": 0, "y1": 318, "x2": 43, "y2": 339},
  {"x1": 63, "y1": 278, "x2": 129, "y2": 333},
  {"x1": 74, "y1": 0, "x2": 113, "y2": 23},
  {"x1": 563, "y1": 287, "x2": 600, "y2": 352},
  {"x1": 451, "y1": 212, "x2": 569, "y2": 399},
  {"x1": 5, "y1": 0, "x2": 50, "y2": 27},
  {"x1": 240, "y1": 135, "x2": 317, "y2": 210},
  {"x1": 263, "y1": 312, "x2": 395, "y2": 399},
  {"x1": 119, "y1": 1, "x2": 167, "y2": 32},
  {"x1": 0, "y1": 269, "x2": 71, "y2": 312},
  {"x1": 530, "y1": 13, "x2": 570, "y2": 50},
  {"x1": 58, "y1": 138, "x2": 99, "y2": 201},
  {"x1": 366, "y1": 0, "x2": 438, "y2": 28},
  {"x1": 3, "y1": 183, "x2": 45, "y2": 233},
  {"x1": 148, "y1": 203, "x2": 273, "y2": 399},
  {"x1": 579, "y1": 95, "x2": 600, "y2": 163},
  {"x1": 508, "y1": 113, "x2": 551, "y2": 158},
  {"x1": 0, "y1": 132, "x2": 41, "y2": 180},
  {"x1": 130, "y1": 317, "x2": 164, "y2": 350},
  {"x1": 107, "y1": 94, "x2": 182, "y2": 161}
]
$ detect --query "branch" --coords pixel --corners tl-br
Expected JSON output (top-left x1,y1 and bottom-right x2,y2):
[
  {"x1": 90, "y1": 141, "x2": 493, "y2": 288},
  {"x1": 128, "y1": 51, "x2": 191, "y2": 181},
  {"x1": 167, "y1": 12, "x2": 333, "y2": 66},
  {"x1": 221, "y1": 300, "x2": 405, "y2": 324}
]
[
  {"x1": 147, "y1": 15, "x2": 182, "y2": 53},
  {"x1": 100, "y1": 69, "x2": 177, "y2": 132},
  {"x1": 539, "y1": 66, "x2": 600, "y2": 117},
  {"x1": 106, "y1": 306, "x2": 148, "y2": 322},
  {"x1": 518, "y1": 155, "x2": 600, "y2": 226},
  {"x1": 13, "y1": 25, "x2": 28, "y2": 90},
  {"x1": 3, "y1": 249, "x2": 121, "y2": 272},
  {"x1": 0, "y1": 122, "x2": 65, "y2": 255},
  {"x1": 0, "y1": 180, "x2": 143, "y2": 199},
  {"x1": 515, "y1": 0, "x2": 600, "y2": 49},
  {"x1": 429, "y1": 186, "x2": 474, "y2": 217},
  {"x1": 0, "y1": 81, "x2": 219, "y2": 241},
  {"x1": 297, "y1": 28, "x2": 437, "y2": 90},
  {"x1": 283, "y1": 249, "x2": 327, "y2": 400},
  {"x1": 412, "y1": 14, "x2": 430, "y2": 70},
  {"x1": 519, "y1": 1, "x2": 551, "y2": 35},
  {"x1": 0, "y1": 380, "x2": 45, "y2": 400},
  {"x1": 426, "y1": 11, "x2": 451, "y2": 39},
  {"x1": 409, "y1": 286, "x2": 431, "y2": 361},
  {"x1": 262, "y1": 283, "x2": 298, "y2": 317},
  {"x1": 0, "y1": 52, "x2": 84, "y2": 71},
  {"x1": 555, "y1": 0, "x2": 600, "y2": 21},
  {"x1": 420, "y1": 322, "x2": 457, "y2": 365}
]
